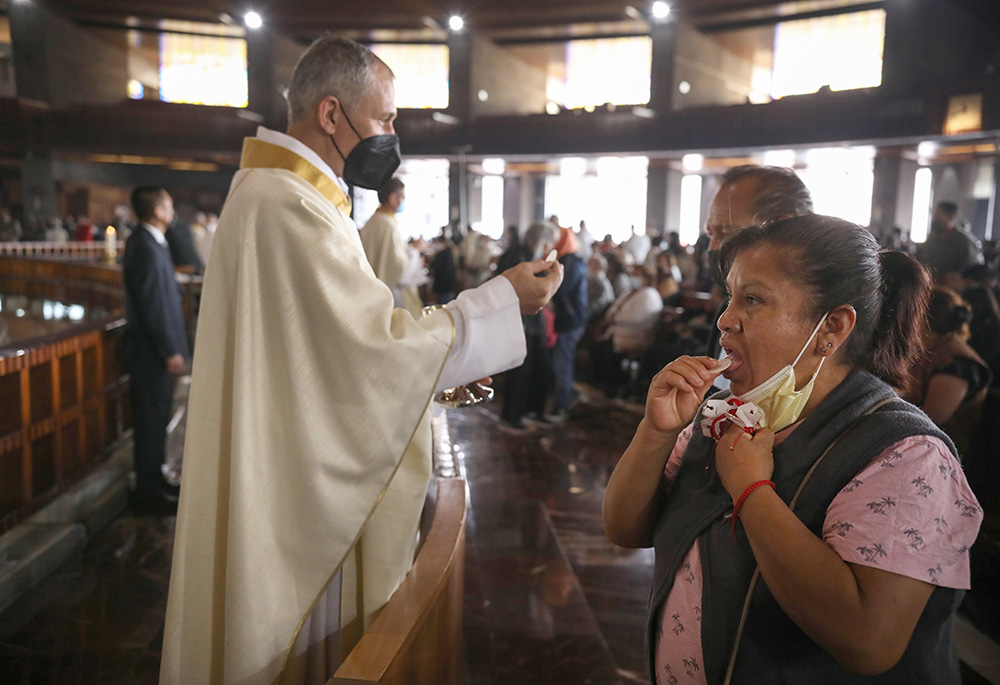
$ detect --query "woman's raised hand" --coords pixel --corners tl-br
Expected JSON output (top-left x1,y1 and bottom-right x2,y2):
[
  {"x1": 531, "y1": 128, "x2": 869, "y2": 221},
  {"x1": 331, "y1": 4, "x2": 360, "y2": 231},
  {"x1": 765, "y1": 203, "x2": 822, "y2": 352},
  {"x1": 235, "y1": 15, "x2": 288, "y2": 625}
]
[{"x1": 645, "y1": 356, "x2": 727, "y2": 434}]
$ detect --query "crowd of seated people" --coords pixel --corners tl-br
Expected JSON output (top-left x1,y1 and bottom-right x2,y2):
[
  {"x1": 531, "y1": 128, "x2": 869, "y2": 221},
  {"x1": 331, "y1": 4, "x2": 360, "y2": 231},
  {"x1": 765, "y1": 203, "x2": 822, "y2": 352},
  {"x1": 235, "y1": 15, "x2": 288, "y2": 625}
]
[
  {"x1": 0, "y1": 205, "x2": 220, "y2": 271},
  {"x1": 575, "y1": 229, "x2": 718, "y2": 401}
]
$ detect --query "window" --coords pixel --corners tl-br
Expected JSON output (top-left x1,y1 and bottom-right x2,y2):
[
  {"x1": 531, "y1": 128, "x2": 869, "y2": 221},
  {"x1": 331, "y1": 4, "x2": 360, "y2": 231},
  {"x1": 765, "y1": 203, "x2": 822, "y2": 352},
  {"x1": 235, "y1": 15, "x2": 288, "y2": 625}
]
[
  {"x1": 679, "y1": 10, "x2": 885, "y2": 110},
  {"x1": 476, "y1": 175, "x2": 505, "y2": 240},
  {"x1": 552, "y1": 36, "x2": 652, "y2": 108},
  {"x1": 679, "y1": 175, "x2": 703, "y2": 246},
  {"x1": 127, "y1": 21, "x2": 248, "y2": 107},
  {"x1": 0, "y1": 16, "x2": 14, "y2": 98},
  {"x1": 546, "y1": 156, "x2": 648, "y2": 243},
  {"x1": 911, "y1": 168, "x2": 933, "y2": 243},
  {"x1": 798, "y1": 146, "x2": 874, "y2": 227},
  {"x1": 354, "y1": 159, "x2": 450, "y2": 241},
  {"x1": 370, "y1": 44, "x2": 449, "y2": 109},
  {"x1": 770, "y1": 10, "x2": 884, "y2": 99}
]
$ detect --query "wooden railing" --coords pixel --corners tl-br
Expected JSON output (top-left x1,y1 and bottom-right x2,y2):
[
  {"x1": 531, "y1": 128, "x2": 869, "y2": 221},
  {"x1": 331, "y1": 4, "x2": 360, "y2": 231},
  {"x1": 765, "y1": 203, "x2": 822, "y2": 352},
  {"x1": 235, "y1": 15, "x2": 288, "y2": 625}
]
[
  {"x1": 0, "y1": 241, "x2": 121, "y2": 260},
  {"x1": 0, "y1": 257, "x2": 130, "y2": 534},
  {"x1": 329, "y1": 476, "x2": 467, "y2": 685}
]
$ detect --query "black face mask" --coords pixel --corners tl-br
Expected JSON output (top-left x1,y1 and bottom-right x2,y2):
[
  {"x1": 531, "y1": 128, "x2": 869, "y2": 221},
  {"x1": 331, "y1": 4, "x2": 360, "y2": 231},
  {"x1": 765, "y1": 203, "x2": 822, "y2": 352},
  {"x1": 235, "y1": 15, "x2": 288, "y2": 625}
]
[
  {"x1": 707, "y1": 249, "x2": 726, "y2": 289},
  {"x1": 329, "y1": 108, "x2": 401, "y2": 191}
]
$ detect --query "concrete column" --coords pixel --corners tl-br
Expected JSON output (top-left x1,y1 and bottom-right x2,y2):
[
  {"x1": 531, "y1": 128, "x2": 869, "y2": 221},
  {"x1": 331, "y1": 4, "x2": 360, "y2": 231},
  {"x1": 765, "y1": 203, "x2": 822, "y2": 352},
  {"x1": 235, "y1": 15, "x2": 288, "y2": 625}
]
[
  {"x1": 246, "y1": 30, "x2": 304, "y2": 130},
  {"x1": 246, "y1": 30, "x2": 277, "y2": 126},
  {"x1": 516, "y1": 174, "x2": 536, "y2": 231},
  {"x1": 22, "y1": 156, "x2": 58, "y2": 223},
  {"x1": 449, "y1": 161, "x2": 466, "y2": 228},
  {"x1": 502, "y1": 175, "x2": 520, "y2": 230},
  {"x1": 646, "y1": 163, "x2": 668, "y2": 234},
  {"x1": 531, "y1": 176, "x2": 546, "y2": 224},
  {"x1": 447, "y1": 30, "x2": 472, "y2": 122},
  {"x1": 871, "y1": 151, "x2": 902, "y2": 236},
  {"x1": 648, "y1": 20, "x2": 678, "y2": 113},
  {"x1": 8, "y1": 0, "x2": 54, "y2": 106}
]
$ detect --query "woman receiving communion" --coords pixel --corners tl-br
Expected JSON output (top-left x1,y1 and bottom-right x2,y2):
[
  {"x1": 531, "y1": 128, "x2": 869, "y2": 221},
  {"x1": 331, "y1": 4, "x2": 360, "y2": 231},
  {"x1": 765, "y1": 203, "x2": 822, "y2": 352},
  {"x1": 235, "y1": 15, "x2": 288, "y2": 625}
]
[{"x1": 603, "y1": 214, "x2": 982, "y2": 684}]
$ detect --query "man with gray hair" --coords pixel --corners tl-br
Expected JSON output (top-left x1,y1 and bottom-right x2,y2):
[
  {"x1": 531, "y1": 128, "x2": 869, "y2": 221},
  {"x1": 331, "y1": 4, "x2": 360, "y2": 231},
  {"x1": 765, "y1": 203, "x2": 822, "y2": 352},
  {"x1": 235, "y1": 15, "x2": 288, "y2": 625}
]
[
  {"x1": 161, "y1": 36, "x2": 563, "y2": 684},
  {"x1": 703, "y1": 165, "x2": 813, "y2": 385}
]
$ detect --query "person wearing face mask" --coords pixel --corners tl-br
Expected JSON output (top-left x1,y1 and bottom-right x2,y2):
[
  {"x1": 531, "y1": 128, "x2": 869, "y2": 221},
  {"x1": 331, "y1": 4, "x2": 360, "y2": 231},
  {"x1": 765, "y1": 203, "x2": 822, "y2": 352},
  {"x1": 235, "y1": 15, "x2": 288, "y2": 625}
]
[
  {"x1": 160, "y1": 37, "x2": 564, "y2": 685},
  {"x1": 359, "y1": 176, "x2": 426, "y2": 316},
  {"x1": 702, "y1": 166, "x2": 813, "y2": 391},
  {"x1": 604, "y1": 215, "x2": 981, "y2": 684}
]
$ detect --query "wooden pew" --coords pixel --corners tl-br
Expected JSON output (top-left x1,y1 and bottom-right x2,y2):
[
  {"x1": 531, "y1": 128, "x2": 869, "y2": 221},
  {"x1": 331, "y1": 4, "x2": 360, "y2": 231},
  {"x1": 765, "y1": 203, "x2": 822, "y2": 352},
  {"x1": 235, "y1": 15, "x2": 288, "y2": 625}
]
[{"x1": 329, "y1": 477, "x2": 467, "y2": 685}]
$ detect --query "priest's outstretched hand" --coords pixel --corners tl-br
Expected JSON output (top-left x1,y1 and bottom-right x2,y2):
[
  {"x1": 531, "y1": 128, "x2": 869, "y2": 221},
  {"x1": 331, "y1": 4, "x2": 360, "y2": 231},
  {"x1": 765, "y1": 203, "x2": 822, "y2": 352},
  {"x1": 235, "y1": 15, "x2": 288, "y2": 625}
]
[{"x1": 501, "y1": 258, "x2": 564, "y2": 315}]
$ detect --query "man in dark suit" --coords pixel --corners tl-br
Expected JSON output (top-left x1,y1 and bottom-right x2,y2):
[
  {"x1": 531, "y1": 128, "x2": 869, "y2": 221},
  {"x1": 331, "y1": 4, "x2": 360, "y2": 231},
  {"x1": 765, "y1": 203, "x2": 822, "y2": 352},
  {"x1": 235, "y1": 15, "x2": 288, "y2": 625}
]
[{"x1": 124, "y1": 187, "x2": 191, "y2": 513}]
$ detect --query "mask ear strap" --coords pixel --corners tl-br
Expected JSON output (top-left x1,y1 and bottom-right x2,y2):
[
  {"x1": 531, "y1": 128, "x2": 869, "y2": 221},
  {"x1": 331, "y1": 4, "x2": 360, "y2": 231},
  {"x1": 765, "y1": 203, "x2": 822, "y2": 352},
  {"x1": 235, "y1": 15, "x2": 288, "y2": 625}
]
[
  {"x1": 329, "y1": 134, "x2": 349, "y2": 163},
  {"x1": 792, "y1": 312, "x2": 829, "y2": 368}
]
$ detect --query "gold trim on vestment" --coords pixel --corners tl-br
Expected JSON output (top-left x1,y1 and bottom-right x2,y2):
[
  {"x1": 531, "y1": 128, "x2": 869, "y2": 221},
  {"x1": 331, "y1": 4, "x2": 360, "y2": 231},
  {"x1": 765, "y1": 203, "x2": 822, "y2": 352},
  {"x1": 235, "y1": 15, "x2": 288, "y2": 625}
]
[
  {"x1": 279, "y1": 306, "x2": 457, "y2": 677},
  {"x1": 239, "y1": 138, "x2": 353, "y2": 216}
]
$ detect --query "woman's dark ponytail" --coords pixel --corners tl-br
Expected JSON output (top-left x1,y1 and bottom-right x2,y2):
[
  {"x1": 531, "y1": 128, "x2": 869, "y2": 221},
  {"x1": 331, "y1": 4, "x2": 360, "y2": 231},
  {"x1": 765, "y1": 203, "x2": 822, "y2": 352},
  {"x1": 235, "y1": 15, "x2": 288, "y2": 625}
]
[{"x1": 872, "y1": 251, "x2": 931, "y2": 395}]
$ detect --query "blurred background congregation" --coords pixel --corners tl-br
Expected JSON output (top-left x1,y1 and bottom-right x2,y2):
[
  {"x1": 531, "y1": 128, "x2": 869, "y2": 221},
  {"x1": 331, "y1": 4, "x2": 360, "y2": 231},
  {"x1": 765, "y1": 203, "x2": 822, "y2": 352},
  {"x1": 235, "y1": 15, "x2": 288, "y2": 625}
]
[{"x1": 0, "y1": 0, "x2": 999, "y2": 682}]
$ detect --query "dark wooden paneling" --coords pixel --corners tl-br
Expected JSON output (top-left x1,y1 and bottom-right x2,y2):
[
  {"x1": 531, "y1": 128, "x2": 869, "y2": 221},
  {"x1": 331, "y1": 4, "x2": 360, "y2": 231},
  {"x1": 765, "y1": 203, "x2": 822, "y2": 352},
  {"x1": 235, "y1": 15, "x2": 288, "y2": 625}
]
[
  {"x1": 59, "y1": 353, "x2": 77, "y2": 410},
  {"x1": 30, "y1": 433, "x2": 56, "y2": 497},
  {"x1": 60, "y1": 418, "x2": 80, "y2": 478},
  {"x1": 82, "y1": 346, "x2": 99, "y2": 397},
  {"x1": 0, "y1": 257, "x2": 130, "y2": 533},
  {"x1": 29, "y1": 362, "x2": 53, "y2": 423},
  {"x1": 0, "y1": 374, "x2": 20, "y2": 436},
  {"x1": 83, "y1": 405, "x2": 101, "y2": 463}
]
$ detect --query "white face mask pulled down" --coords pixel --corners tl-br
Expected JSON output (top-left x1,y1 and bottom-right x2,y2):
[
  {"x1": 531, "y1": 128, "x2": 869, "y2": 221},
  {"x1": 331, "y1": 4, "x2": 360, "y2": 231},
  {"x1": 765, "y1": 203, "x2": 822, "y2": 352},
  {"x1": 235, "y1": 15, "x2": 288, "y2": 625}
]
[{"x1": 736, "y1": 312, "x2": 829, "y2": 433}]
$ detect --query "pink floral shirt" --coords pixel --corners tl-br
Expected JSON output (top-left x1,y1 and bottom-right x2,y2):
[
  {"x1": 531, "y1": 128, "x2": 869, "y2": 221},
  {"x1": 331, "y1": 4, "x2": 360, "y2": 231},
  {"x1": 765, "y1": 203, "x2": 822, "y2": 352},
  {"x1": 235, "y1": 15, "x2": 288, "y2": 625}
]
[{"x1": 654, "y1": 423, "x2": 983, "y2": 685}]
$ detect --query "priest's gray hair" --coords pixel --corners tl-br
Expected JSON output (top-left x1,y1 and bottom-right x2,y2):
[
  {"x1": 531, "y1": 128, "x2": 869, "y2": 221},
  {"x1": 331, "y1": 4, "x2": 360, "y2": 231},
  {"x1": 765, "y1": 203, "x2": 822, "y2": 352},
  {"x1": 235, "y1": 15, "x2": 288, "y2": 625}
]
[
  {"x1": 523, "y1": 221, "x2": 560, "y2": 254},
  {"x1": 286, "y1": 36, "x2": 393, "y2": 124}
]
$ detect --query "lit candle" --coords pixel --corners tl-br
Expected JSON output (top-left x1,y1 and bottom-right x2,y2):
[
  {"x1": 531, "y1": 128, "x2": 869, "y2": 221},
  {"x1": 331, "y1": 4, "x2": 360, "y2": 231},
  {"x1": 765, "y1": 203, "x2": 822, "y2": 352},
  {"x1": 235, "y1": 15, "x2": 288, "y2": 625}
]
[{"x1": 105, "y1": 226, "x2": 117, "y2": 261}]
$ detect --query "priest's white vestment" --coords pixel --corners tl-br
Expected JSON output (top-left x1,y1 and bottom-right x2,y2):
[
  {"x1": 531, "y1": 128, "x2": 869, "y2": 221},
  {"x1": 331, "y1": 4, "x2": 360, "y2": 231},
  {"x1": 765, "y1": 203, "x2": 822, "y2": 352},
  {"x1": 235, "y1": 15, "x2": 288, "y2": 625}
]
[
  {"x1": 160, "y1": 129, "x2": 525, "y2": 685},
  {"x1": 359, "y1": 207, "x2": 424, "y2": 317}
]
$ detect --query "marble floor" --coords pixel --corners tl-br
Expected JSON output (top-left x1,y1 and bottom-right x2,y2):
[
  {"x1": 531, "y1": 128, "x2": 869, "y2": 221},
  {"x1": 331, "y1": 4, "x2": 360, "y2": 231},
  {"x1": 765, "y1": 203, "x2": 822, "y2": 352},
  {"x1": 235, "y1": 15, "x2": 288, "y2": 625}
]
[{"x1": 1, "y1": 387, "x2": 998, "y2": 684}]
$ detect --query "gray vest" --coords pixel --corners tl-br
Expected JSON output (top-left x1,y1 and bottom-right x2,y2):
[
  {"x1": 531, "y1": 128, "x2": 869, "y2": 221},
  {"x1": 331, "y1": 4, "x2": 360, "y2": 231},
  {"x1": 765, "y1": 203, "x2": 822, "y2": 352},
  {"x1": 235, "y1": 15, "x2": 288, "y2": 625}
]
[{"x1": 647, "y1": 368, "x2": 963, "y2": 684}]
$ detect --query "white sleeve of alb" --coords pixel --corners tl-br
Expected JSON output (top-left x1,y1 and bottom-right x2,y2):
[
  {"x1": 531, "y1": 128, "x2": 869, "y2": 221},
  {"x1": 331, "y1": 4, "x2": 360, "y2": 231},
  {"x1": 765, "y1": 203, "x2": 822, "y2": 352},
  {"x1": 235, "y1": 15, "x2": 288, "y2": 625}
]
[
  {"x1": 436, "y1": 276, "x2": 526, "y2": 391},
  {"x1": 399, "y1": 245, "x2": 428, "y2": 287}
]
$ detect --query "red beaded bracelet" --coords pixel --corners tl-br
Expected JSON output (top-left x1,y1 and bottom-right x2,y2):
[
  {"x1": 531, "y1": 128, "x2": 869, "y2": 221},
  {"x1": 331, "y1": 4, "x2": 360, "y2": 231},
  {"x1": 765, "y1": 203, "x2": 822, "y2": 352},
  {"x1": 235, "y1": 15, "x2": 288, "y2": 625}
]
[{"x1": 731, "y1": 479, "x2": 776, "y2": 539}]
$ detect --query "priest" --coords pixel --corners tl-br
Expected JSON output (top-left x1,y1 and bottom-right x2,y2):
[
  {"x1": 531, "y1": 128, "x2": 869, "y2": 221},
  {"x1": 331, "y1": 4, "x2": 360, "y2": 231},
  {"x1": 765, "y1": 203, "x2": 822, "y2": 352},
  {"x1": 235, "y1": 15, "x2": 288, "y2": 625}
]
[
  {"x1": 160, "y1": 36, "x2": 563, "y2": 685},
  {"x1": 359, "y1": 176, "x2": 425, "y2": 317}
]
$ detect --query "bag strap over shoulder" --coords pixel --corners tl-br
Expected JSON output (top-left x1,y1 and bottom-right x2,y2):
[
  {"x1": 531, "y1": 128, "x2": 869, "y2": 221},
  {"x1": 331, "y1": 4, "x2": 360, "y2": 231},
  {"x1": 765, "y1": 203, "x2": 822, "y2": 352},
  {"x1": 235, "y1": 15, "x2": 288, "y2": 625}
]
[{"x1": 721, "y1": 396, "x2": 901, "y2": 684}]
